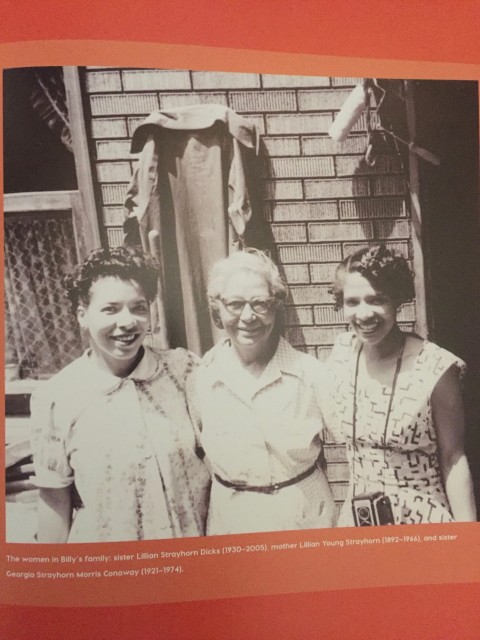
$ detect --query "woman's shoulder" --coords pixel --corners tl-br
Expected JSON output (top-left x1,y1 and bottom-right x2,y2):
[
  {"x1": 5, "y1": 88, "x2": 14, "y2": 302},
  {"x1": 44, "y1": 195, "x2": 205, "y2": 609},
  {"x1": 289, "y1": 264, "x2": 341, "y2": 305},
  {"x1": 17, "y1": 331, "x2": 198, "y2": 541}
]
[
  {"x1": 327, "y1": 331, "x2": 356, "y2": 364},
  {"x1": 331, "y1": 330, "x2": 356, "y2": 349},
  {"x1": 148, "y1": 346, "x2": 200, "y2": 379},
  {"x1": 34, "y1": 354, "x2": 90, "y2": 397},
  {"x1": 30, "y1": 354, "x2": 91, "y2": 417},
  {"x1": 415, "y1": 338, "x2": 466, "y2": 379},
  {"x1": 198, "y1": 339, "x2": 228, "y2": 368},
  {"x1": 184, "y1": 341, "x2": 229, "y2": 395},
  {"x1": 276, "y1": 337, "x2": 326, "y2": 377}
]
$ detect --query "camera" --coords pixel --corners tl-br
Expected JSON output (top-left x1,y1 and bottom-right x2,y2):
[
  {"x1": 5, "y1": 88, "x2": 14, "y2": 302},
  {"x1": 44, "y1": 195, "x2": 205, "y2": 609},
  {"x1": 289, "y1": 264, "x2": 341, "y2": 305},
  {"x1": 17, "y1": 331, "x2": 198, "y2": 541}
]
[{"x1": 352, "y1": 492, "x2": 395, "y2": 526}]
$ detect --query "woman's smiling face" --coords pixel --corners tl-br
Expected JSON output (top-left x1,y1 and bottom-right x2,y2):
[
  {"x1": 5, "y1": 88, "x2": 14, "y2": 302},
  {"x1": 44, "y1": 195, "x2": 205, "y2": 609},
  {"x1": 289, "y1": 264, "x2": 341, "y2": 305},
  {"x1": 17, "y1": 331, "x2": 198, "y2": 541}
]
[
  {"x1": 218, "y1": 270, "x2": 277, "y2": 361},
  {"x1": 77, "y1": 276, "x2": 150, "y2": 375},
  {"x1": 343, "y1": 271, "x2": 398, "y2": 346}
]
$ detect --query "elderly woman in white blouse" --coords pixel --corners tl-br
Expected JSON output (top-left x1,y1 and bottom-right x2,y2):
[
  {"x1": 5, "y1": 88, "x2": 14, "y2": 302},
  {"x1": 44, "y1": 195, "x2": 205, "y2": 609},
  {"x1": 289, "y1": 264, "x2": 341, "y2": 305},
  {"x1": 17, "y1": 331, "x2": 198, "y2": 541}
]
[{"x1": 188, "y1": 248, "x2": 335, "y2": 535}]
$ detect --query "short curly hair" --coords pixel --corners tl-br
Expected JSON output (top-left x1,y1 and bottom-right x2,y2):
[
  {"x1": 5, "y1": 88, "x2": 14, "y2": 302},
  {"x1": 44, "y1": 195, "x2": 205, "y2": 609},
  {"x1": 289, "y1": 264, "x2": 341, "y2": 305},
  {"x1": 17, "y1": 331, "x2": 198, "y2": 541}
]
[
  {"x1": 207, "y1": 248, "x2": 288, "y2": 306},
  {"x1": 330, "y1": 245, "x2": 415, "y2": 310},
  {"x1": 64, "y1": 246, "x2": 159, "y2": 312}
]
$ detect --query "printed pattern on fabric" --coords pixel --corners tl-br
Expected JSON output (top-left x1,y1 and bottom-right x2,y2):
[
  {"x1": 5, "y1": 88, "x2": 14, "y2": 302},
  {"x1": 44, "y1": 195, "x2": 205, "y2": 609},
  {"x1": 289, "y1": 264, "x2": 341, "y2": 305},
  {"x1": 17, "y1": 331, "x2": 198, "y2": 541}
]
[
  {"x1": 324, "y1": 332, "x2": 465, "y2": 526},
  {"x1": 30, "y1": 347, "x2": 210, "y2": 542}
]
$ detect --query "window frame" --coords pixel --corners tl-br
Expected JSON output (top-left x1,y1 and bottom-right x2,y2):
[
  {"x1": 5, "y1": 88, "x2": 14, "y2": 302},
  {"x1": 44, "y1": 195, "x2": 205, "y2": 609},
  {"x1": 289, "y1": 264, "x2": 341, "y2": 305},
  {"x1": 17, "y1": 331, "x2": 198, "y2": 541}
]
[{"x1": 4, "y1": 66, "x2": 101, "y2": 391}]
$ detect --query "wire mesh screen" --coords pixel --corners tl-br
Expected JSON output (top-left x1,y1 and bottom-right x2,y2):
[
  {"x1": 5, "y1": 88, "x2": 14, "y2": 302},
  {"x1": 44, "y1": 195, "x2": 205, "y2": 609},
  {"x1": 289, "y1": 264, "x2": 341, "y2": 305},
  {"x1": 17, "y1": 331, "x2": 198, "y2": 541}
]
[{"x1": 5, "y1": 212, "x2": 83, "y2": 378}]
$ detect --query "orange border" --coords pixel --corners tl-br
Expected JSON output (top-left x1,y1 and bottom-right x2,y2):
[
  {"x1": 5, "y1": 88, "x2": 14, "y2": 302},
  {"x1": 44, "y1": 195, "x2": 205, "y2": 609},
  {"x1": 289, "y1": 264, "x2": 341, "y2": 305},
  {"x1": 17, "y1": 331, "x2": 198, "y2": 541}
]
[
  {"x1": 1, "y1": 0, "x2": 479, "y2": 65},
  {"x1": 1, "y1": 523, "x2": 480, "y2": 607},
  {"x1": 2, "y1": 582, "x2": 480, "y2": 640},
  {"x1": 0, "y1": 40, "x2": 478, "y2": 79}
]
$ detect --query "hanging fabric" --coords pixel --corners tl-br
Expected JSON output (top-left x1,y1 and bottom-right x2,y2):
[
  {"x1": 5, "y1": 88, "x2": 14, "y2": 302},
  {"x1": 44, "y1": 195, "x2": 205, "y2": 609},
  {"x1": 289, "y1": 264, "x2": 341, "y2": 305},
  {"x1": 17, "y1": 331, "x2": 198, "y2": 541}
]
[{"x1": 124, "y1": 104, "x2": 258, "y2": 355}]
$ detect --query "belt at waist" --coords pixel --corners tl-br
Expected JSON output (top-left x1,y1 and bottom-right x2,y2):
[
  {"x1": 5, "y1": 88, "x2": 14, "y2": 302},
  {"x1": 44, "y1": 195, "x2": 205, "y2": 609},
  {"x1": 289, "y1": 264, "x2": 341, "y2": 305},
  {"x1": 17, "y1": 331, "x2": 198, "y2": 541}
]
[{"x1": 214, "y1": 463, "x2": 318, "y2": 495}]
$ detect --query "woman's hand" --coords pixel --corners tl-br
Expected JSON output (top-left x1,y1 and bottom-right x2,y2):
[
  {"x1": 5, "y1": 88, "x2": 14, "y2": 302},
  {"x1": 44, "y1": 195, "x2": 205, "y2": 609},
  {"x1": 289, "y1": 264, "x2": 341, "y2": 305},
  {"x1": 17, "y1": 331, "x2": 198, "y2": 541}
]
[
  {"x1": 432, "y1": 365, "x2": 477, "y2": 522},
  {"x1": 37, "y1": 487, "x2": 72, "y2": 543}
]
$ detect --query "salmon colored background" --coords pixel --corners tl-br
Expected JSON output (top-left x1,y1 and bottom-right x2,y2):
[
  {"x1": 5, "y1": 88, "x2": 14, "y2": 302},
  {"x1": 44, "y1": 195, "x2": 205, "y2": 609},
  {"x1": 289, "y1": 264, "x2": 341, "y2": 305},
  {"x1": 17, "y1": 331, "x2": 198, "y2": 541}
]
[
  {"x1": 1, "y1": 0, "x2": 479, "y2": 65},
  {"x1": 1, "y1": 523, "x2": 480, "y2": 608},
  {"x1": 1, "y1": 1, "x2": 480, "y2": 637}
]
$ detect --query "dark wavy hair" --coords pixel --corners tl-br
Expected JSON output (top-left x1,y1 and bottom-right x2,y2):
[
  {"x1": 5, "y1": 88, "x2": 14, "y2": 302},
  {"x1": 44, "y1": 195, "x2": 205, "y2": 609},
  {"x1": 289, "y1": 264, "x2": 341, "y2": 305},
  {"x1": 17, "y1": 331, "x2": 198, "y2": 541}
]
[
  {"x1": 330, "y1": 245, "x2": 415, "y2": 311},
  {"x1": 64, "y1": 246, "x2": 159, "y2": 313}
]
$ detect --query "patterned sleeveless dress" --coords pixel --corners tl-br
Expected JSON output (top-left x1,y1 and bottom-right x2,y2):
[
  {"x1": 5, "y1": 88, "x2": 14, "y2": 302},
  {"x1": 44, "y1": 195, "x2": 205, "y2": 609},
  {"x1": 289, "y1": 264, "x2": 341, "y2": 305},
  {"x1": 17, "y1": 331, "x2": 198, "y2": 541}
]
[{"x1": 324, "y1": 332, "x2": 465, "y2": 526}]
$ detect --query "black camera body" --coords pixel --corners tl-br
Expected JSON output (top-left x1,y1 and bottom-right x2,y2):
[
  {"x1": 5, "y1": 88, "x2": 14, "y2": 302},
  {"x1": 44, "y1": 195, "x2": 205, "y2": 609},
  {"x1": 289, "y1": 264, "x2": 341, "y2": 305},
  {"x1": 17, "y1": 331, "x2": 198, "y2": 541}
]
[{"x1": 352, "y1": 492, "x2": 395, "y2": 526}]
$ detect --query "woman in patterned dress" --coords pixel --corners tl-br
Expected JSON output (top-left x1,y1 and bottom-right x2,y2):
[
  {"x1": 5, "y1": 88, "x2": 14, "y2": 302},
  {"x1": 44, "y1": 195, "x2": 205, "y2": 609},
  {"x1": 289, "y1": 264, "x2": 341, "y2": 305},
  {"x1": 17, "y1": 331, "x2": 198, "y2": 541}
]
[
  {"x1": 31, "y1": 247, "x2": 210, "y2": 542},
  {"x1": 188, "y1": 249, "x2": 335, "y2": 535},
  {"x1": 324, "y1": 245, "x2": 476, "y2": 526}
]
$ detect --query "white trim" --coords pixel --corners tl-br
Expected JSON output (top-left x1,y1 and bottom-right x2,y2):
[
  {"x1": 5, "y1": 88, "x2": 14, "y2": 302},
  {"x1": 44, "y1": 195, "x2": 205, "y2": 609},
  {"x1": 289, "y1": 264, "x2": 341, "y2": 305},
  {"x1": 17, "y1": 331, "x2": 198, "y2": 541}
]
[{"x1": 4, "y1": 191, "x2": 77, "y2": 213}]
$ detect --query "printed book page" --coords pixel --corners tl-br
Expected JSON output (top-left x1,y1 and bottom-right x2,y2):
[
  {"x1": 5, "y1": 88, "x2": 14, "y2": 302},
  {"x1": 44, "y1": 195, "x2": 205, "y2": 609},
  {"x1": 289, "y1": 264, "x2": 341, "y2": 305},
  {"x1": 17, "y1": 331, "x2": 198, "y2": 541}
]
[{"x1": 1, "y1": 2, "x2": 479, "y2": 638}]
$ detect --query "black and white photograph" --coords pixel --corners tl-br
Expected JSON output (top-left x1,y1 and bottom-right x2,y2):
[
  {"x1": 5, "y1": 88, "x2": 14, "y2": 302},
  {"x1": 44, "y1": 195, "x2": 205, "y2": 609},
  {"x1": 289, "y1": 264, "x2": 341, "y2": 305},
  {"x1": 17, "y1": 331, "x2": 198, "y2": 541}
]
[{"x1": 4, "y1": 66, "x2": 479, "y2": 543}]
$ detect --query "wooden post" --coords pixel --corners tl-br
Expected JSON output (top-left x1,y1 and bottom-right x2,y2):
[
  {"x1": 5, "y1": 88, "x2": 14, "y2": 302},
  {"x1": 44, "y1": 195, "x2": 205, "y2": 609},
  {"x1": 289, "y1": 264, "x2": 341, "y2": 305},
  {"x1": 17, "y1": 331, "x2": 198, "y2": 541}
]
[
  {"x1": 404, "y1": 80, "x2": 430, "y2": 339},
  {"x1": 63, "y1": 66, "x2": 102, "y2": 256}
]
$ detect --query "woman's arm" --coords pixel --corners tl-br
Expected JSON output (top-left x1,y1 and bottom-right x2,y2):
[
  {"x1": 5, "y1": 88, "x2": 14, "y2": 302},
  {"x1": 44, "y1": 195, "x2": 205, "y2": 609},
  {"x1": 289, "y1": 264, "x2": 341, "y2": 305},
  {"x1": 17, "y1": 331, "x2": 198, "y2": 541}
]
[
  {"x1": 37, "y1": 487, "x2": 72, "y2": 543},
  {"x1": 315, "y1": 346, "x2": 347, "y2": 446},
  {"x1": 432, "y1": 366, "x2": 477, "y2": 522}
]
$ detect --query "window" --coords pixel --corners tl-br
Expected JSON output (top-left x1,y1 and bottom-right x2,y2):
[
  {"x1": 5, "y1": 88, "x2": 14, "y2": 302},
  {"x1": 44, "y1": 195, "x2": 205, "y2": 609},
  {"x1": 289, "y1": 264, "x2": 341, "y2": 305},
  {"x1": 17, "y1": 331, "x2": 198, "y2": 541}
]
[{"x1": 4, "y1": 66, "x2": 100, "y2": 379}]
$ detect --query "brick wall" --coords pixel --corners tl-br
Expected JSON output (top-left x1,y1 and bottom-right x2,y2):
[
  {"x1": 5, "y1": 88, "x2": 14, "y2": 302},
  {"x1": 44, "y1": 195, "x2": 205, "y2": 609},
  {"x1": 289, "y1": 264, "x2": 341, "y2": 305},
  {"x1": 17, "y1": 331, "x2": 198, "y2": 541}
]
[{"x1": 82, "y1": 68, "x2": 415, "y2": 507}]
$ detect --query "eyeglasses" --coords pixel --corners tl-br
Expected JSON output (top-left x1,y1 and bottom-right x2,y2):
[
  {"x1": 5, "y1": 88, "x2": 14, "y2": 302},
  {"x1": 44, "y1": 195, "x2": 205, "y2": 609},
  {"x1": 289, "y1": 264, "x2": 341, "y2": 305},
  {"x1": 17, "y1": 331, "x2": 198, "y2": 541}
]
[{"x1": 219, "y1": 297, "x2": 276, "y2": 316}]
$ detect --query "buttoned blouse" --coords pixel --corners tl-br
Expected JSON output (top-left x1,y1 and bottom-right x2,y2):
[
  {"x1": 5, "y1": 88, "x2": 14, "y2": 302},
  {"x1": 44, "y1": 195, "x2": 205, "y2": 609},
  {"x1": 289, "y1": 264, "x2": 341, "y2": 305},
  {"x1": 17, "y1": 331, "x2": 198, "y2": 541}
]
[
  {"x1": 30, "y1": 347, "x2": 210, "y2": 542},
  {"x1": 189, "y1": 337, "x2": 335, "y2": 534}
]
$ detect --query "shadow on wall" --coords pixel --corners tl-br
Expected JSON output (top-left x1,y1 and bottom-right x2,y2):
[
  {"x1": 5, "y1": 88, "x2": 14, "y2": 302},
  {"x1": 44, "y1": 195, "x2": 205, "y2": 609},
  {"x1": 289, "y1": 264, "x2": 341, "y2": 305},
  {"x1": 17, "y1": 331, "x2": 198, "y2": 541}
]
[
  {"x1": 255, "y1": 137, "x2": 302, "y2": 341},
  {"x1": 352, "y1": 154, "x2": 407, "y2": 243},
  {"x1": 243, "y1": 139, "x2": 276, "y2": 254}
]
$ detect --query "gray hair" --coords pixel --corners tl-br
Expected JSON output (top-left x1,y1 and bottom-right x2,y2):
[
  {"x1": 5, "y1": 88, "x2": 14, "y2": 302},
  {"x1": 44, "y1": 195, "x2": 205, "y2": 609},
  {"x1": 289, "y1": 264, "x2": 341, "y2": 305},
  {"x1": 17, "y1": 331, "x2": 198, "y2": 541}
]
[{"x1": 208, "y1": 248, "x2": 288, "y2": 305}]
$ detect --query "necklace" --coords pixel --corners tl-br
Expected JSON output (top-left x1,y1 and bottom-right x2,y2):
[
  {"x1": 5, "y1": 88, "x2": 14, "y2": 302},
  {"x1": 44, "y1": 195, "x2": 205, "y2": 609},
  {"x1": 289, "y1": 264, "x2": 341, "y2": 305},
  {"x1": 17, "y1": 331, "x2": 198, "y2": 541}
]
[{"x1": 351, "y1": 334, "x2": 406, "y2": 496}]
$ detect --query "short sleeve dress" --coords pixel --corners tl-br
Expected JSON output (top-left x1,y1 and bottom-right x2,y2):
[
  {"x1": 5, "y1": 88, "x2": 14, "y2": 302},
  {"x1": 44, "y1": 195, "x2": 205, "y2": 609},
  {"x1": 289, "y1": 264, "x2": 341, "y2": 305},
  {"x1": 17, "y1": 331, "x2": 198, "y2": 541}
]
[
  {"x1": 323, "y1": 332, "x2": 466, "y2": 526},
  {"x1": 30, "y1": 346, "x2": 211, "y2": 542},
  {"x1": 189, "y1": 337, "x2": 336, "y2": 535}
]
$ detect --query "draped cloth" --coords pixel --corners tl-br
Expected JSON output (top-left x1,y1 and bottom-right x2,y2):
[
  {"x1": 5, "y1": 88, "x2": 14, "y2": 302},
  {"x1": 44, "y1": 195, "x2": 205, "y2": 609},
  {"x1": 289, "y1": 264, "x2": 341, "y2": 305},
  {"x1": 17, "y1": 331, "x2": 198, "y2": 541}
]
[{"x1": 124, "y1": 105, "x2": 258, "y2": 355}]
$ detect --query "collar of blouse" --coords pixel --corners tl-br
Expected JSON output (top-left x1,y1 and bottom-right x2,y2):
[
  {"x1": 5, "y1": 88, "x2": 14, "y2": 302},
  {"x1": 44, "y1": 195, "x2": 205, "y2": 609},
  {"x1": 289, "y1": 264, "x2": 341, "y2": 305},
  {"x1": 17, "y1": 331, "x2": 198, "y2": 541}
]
[
  {"x1": 81, "y1": 345, "x2": 160, "y2": 395},
  {"x1": 205, "y1": 337, "x2": 303, "y2": 392}
]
